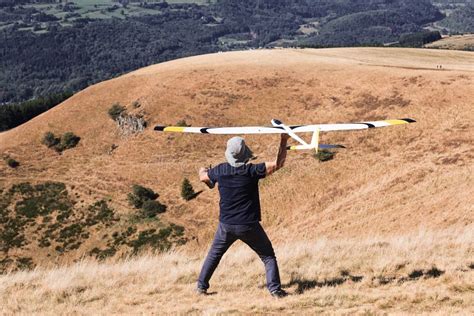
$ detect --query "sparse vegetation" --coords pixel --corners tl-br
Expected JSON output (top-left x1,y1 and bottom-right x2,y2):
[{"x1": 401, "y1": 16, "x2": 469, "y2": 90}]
[
  {"x1": 181, "y1": 178, "x2": 196, "y2": 201},
  {"x1": 42, "y1": 131, "x2": 80, "y2": 152},
  {"x1": 56, "y1": 132, "x2": 81, "y2": 151},
  {"x1": 108, "y1": 103, "x2": 126, "y2": 120},
  {"x1": 176, "y1": 119, "x2": 191, "y2": 127},
  {"x1": 132, "y1": 101, "x2": 141, "y2": 109},
  {"x1": 127, "y1": 185, "x2": 159, "y2": 209},
  {"x1": 42, "y1": 131, "x2": 60, "y2": 148},
  {"x1": 127, "y1": 184, "x2": 167, "y2": 220},
  {"x1": 5, "y1": 158, "x2": 19, "y2": 168},
  {"x1": 128, "y1": 224, "x2": 185, "y2": 253},
  {"x1": 140, "y1": 200, "x2": 167, "y2": 218},
  {"x1": 314, "y1": 149, "x2": 335, "y2": 162}
]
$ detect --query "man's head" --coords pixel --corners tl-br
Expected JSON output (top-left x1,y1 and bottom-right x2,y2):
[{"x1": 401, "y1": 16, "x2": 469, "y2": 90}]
[{"x1": 225, "y1": 136, "x2": 253, "y2": 167}]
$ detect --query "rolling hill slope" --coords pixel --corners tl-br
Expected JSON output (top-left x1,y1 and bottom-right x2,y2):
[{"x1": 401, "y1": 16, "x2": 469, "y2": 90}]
[
  {"x1": 1, "y1": 47, "x2": 473, "y2": 265},
  {"x1": 0, "y1": 47, "x2": 473, "y2": 313}
]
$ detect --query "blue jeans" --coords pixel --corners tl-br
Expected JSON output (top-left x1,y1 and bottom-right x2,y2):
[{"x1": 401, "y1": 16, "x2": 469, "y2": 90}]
[{"x1": 197, "y1": 222, "x2": 281, "y2": 292}]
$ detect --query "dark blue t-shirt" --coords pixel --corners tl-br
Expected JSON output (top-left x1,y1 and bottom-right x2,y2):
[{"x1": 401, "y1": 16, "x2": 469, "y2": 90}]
[{"x1": 208, "y1": 162, "x2": 266, "y2": 224}]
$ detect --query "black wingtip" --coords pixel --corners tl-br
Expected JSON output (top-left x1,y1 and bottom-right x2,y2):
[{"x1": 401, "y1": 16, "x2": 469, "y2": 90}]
[
  {"x1": 154, "y1": 126, "x2": 166, "y2": 131},
  {"x1": 400, "y1": 118, "x2": 416, "y2": 123}
]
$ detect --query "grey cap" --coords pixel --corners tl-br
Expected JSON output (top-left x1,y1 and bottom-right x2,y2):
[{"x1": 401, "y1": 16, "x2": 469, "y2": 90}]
[{"x1": 225, "y1": 136, "x2": 253, "y2": 167}]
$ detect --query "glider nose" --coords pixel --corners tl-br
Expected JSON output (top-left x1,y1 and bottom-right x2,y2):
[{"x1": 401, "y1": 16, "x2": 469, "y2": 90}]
[{"x1": 271, "y1": 119, "x2": 283, "y2": 126}]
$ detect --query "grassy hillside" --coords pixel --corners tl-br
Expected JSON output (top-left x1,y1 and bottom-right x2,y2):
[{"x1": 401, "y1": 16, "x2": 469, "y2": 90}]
[
  {"x1": 1, "y1": 47, "x2": 473, "y2": 313},
  {"x1": 1, "y1": 48, "x2": 473, "y2": 274}
]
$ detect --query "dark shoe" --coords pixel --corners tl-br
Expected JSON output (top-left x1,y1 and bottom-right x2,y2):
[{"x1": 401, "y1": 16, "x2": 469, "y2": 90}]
[
  {"x1": 270, "y1": 289, "x2": 288, "y2": 298},
  {"x1": 196, "y1": 287, "x2": 208, "y2": 295}
]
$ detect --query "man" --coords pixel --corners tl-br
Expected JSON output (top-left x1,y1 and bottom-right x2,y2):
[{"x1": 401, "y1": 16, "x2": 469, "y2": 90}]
[{"x1": 196, "y1": 133, "x2": 290, "y2": 298}]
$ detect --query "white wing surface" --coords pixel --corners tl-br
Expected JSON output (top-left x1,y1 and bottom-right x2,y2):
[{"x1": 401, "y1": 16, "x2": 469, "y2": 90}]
[{"x1": 154, "y1": 118, "x2": 415, "y2": 134}]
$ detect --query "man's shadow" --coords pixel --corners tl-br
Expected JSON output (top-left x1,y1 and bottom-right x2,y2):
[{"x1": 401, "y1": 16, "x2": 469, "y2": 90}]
[{"x1": 284, "y1": 272, "x2": 363, "y2": 294}]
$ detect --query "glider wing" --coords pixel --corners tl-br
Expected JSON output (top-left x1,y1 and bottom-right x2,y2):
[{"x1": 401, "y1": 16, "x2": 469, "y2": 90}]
[{"x1": 154, "y1": 118, "x2": 415, "y2": 134}]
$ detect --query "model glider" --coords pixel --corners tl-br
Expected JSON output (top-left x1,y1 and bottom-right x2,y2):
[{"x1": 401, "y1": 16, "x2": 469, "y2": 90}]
[{"x1": 154, "y1": 118, "x2": 415, "y2": 153}]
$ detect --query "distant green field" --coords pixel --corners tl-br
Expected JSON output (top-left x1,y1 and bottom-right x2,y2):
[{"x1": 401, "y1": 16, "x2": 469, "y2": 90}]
[
  {"x1": 18, "y1": 0, "x2": 215, "y2": 24},
  {"x1": 72, "y1": 0, "x2": 214, "y2": 6}
]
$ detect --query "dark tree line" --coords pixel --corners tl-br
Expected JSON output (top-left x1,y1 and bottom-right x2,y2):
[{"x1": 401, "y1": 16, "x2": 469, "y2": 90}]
[
  {"x1": 0, "y1": 91, "x2": 72, "y2": 131},
  {"x1": 399, "y1": 31, "x2": 442, "y2": 47}
]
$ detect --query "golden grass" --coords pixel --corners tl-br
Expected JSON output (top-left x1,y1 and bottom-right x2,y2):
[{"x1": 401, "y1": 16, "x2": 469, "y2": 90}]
[
  {"x1": 0, "y1": 48, "x2": 473, "y2": 282},
  {"x1": 0, "y1": 227, "x2": 472, "y2": 314}
]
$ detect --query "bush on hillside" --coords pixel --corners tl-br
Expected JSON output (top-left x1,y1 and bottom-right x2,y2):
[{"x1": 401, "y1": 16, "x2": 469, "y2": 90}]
[
  {"x1": 140, "y1": 200, "x2": 167, "y2": 218},
  {"x1": 132, "y1": 101, "x2": 141, "y2": 108},
  {"x1": 6, "y1": 158, "x2": 19, "y2": 168},
  {"x1": 57, "y1": 132, "x2": 81, "y2": 151},
  {"x1": 181, "y1": 178, "x2": 196, "y2": 201},
  {"x1": 42, "y1": 131, "x2": 80, "y2": 152},
  {"x1": 127, "y1": 184, "x2": 159, "y2": 209},
  {"x1": 108, "y1": 103, "x2": 126, "y2": 120},
  {"x1": 42, "y1": 131, "x2": 60, "y2": 148},
  {"x1": 176, "y1": 119, "x2": 191, "y2": 127},
  {"x1": 314, "y1": 149, "x2": 335, "y2": 162}
]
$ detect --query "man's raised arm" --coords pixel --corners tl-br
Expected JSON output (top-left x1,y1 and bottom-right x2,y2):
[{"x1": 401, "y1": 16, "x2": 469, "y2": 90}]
[
  {"x1": 265, "y1": 134, "x2": 290, "y2": 176},
  {"x1": 199, "y1": 167, "x2": 215, "y2": 188}
]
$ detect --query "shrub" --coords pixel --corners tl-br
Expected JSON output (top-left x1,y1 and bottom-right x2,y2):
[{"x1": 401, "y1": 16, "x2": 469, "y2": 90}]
[
  {"x1": 108, "y1": 103, "x2": 126, "y2": 120},
  {"x1": 6, "y1": 158, "x2": 19, "y2": 168},
  {"x1": 314, "y1": 149, "x2": 335, "y2": 162},
  {"x1": 140, "y1": 200, "x2": 167, "y2": 218},
  {"x1": 42, "y1": 131, "x2": 60, "y2": 148},
  {"x1": 181, "y1": 178, "x2": 196, "y2": 201},
  {"x1": 42, "y1": 131, "x2": 80, "y2": 152},
  {"x1": 176, "y1": 119, "x2": 191, "y2": 127},
  {"x1": 127, "y1": 184, "x2": 159, "y2": 208},
  {"x1": 57, "y1": 132, "x2": 80, "y2": 151},
  {"x1": 132, "y1": 101, "x2": 141, "y2": 108}
]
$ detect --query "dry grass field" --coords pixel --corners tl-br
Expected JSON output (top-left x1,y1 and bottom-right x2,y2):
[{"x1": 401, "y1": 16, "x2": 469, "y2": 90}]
[
  {"x1": 1, "y1": 47, "x2": 473, "y2": 313},
  {"x1": 0, "y1": 227, "x2": 472, "y2": 314}
]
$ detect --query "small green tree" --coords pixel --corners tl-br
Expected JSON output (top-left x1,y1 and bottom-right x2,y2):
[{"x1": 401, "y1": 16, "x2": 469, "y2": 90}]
[
  {"x1": 128, "y1": 184, "x2": 159, "y2": 208},
  {"x1": 108, "y1": 103, "x2": 126, "y2": 120},
  {"x1": 181, "y1": 178, "x2": 196, "y2": 201}
]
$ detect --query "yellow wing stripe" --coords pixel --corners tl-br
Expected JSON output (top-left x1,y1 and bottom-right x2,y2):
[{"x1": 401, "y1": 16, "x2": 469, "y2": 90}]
[
  {"x1": 163, "y1": 126, "x2": 186, "y2": 132},
  {"x1": 384, "y1": 119, "x2": 409, "y2": 126}
]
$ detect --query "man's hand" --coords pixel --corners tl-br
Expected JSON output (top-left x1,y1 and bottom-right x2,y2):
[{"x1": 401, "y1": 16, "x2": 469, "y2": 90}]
[
  {"x1": 280, "y1": 133, "x2": 290, "y2": 141},
  {"x1": 265, "y1": 134, "x2": 289, "y2": 176},
  {"x1": 199, "y1": 167, "x2": 215, "y2": 189}
]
